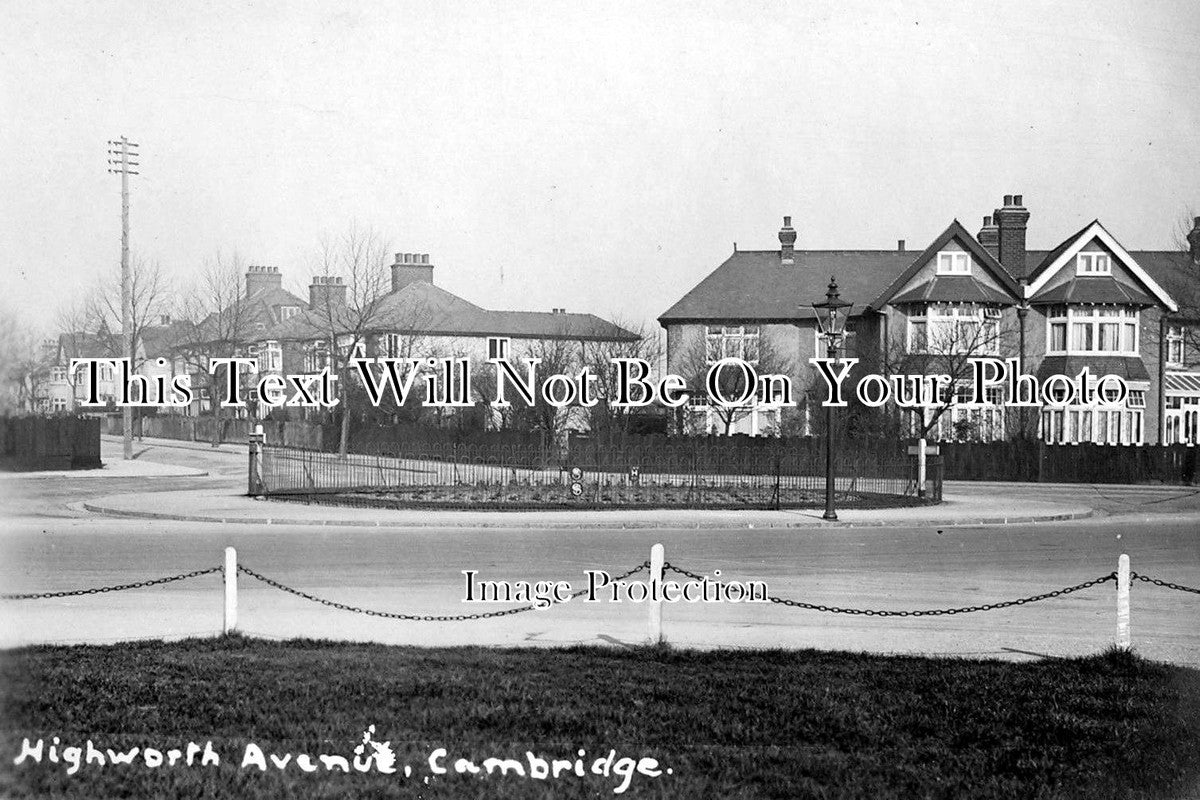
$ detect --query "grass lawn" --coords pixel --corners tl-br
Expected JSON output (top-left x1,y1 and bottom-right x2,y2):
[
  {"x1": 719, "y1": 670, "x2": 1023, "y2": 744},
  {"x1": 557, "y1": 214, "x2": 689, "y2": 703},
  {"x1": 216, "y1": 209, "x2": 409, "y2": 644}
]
[{"x1": 2, "y1": 638, "x2": 1198, "y2": 799}]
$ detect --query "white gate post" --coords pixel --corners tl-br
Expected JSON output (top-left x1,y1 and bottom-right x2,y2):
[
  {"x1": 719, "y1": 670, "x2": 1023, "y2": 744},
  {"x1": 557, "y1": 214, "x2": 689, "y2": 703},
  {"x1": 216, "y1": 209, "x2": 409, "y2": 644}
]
[
  {"x1": 917, "y1": 437, "x2": 927, "y2": 499},
  {"x1": 224, "y1": 546, "x2": 238, "y2": 635},
  {"x1": 1117, "y1": 553, "x2": 1130, "y2": 650},
  {"x1": 649, "y1": 543, "x2": 665, "y2": 645}
]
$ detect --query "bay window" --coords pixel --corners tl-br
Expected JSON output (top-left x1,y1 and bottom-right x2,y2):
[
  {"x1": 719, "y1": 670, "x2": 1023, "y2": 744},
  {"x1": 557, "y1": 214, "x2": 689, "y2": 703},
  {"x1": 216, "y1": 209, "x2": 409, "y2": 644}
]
[
  {"x1": 906, "y1": 303, "x2": 999, "y2": 354},
  {"x1": 1045, "y1": 305, "x2": 1138, "y2": 356}
]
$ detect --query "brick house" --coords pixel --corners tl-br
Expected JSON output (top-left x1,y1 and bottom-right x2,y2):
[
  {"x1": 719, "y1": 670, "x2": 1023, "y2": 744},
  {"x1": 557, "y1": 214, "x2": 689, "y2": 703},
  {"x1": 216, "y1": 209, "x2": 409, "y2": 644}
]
[
  {"x1": 254, "y1": 252, "x2": 639, "y2": 425},
  {"x1": 659, "y1": 197, "x2": 1200, "y2": 444}
]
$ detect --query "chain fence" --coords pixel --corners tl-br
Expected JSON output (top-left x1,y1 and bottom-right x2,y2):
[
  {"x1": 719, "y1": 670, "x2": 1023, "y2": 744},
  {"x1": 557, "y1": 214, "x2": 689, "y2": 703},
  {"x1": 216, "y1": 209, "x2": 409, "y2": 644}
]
[
  {"x1": 0, "y1": 567, "x2": 221, "y2": 601},
  {"x1": 4, "y1": 563, "x2": 1198, "y2": 622},
  {"x1": 236, "y1": 562, "x2": 651, "y2": 621}
]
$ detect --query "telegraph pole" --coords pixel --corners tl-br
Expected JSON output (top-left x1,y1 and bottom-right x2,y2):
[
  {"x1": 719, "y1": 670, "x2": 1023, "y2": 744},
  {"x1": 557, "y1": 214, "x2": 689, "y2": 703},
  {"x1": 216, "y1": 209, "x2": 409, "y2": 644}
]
[{"x1": 108, "y1": 137, "x2": 139, "y2": 460}]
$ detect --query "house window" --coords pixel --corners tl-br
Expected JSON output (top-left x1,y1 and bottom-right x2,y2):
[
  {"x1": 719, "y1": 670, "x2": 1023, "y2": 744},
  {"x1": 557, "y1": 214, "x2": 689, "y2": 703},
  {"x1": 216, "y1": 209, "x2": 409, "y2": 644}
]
[
  {"x1": 1076, "y1": 252, "x2": 1111, "y2": 275},
  {"x1": 704, "y1": 326, "x2": 760, "y2": 363},
  {"x1": 1039, "y1": 380, "x2": 1146, "y2": 445},
  {"x1": 1045, "y1": 305, "x2": 1138, "y2": 356},
  {"x1": 50, "y1": 367, "x2": 67, "y2": 383},
  {"x1": 264, "y1": 341, "x2": 282, "y2": 372},
  {"x1": 51, "y1": 397, "x2": 67, "y2": 412},
  {"x1": 382, "y1": 333, "x2": 402, "y2": 358},
  {"x1": 279, "y1": 306, "x2": 300, "y2": 321},
  {"x1": 305, "y1": 340, "x2": 330, "y2": 372},
  {"x1": 1166, "y1": 325, "x2": 1185, "y2": 366},
  {"x1": 936, "y1": 251, "x2": 971, "y2": 275},
  {"x1": 906, "y1": 303, "x2": 998, "y2": 354},
  {"x1": 488, "y1": 337, "x2": 509, "y2": 361}
]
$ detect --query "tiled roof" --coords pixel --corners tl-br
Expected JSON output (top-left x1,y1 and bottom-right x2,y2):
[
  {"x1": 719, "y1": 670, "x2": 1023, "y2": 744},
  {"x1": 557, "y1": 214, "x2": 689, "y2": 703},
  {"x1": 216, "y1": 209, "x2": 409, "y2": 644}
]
[
  {"x1": 889, "y1": 275, "x2": 1016, "y2": 305},
  {"x1": 1027, "y1": 277, "x2": 1157, "y2": 306},
  {"x1": 658, "y1": 249, "x2": 916, "y2": 323},
  {"x1": 263, "y1": 280, "x2": 638, "y2": 343},
  {"x1": 1025, "y1": 219, "x2": 1097, "y2": 281},
  {"x1": 56, "y1": 332, "x2": 117, "y2": 360},
  {"x1": 1035, "y1": 356, "x2": 1150, "y2": 382},
  {"x1": 249, "y1": 286, "x2": 306, "y2": 310},
  {"x1": 1128, "y1": 251, "x2": 1199, "y2": 315},
  {"x1": 870, "y1": 220, "x2": 1019, "y2": 309}
]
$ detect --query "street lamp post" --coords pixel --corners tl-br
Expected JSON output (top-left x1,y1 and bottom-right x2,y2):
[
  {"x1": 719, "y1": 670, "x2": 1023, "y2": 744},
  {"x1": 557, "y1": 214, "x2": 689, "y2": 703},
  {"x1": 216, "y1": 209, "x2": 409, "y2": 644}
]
[{"x1": 811, "y1": 276, "x2": 851, "y2": 521}]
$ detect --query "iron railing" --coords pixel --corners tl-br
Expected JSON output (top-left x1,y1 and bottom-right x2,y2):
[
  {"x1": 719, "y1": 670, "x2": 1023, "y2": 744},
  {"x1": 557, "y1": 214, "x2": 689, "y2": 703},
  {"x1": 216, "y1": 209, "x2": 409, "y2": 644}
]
[{"x1": 258, "y1": 442, "x2": 939, "y2": 511}]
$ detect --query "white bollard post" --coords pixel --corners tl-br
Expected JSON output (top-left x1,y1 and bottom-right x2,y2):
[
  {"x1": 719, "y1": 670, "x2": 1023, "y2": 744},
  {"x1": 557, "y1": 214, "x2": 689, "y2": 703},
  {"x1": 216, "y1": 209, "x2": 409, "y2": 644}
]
[
  {"x1": 224, "y1": 546, "x2": 238, "y2": 635},
  {"x1": 1117, "y1": 553, "x2": 1130, "y2": 650},
  {"x1": 649, "y1": 543, "x2": 665, "y2": 645},
  {"x1": 917, "y1": 437, "x2": 927, "y2": 499}
]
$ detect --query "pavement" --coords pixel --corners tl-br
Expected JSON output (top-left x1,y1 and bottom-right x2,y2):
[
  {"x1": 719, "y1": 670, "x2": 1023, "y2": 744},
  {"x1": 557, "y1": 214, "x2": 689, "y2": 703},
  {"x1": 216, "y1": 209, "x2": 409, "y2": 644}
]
[{"x1": 80, "y1": 486, "x2": 1096, "y2": 528}]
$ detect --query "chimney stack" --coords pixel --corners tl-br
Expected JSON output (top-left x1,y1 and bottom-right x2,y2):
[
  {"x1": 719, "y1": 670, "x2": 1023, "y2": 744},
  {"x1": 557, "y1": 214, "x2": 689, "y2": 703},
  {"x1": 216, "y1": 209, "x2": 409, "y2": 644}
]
[
  {"x1": 308, "y1": 275, "x2": 347, "y2": 310},
  {"x1": 1188, "y1": 216, "x2": 1200, "y2": 264},
  {"x1": 390, "y1": 252, "x2": 435, "y2": 293},
  {"x1": 994, "y1": 194, "x2": 1030, "y2": 278},
  {"x1": 779, "y1": 216, "x2": 797, "y2": 265},
  {"x1": 245, "y1": 265, "x2": 283, "y2": 298},
  {"x1": 977, "y1": 215, "x2": 1000, "y2": 260}
]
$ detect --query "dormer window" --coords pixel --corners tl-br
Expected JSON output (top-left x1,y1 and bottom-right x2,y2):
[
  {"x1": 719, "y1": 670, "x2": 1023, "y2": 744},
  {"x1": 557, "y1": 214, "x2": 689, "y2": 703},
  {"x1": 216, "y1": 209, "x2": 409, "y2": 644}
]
[
  {"x1": 936, "y1": 251, "x2": 971, "y2": 275},
  {"x1": 1076, "y1": 252, "x2": 1111, "y2": 275},
  {"x1": 279, "y1": 306, "x2": 300, "y2": 321}
]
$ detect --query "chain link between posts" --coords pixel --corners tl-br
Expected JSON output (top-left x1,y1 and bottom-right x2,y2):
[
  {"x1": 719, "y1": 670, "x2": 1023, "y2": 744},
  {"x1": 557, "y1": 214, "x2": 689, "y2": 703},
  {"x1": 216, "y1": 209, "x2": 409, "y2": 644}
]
[
  {"x1": 664, "y1": 561, "x2": 1121, "y2": 617},
  {"x1": 0, "y1": 567, "x2": 222, "y2": 600},
  {"x1": 1131, "y1": 572, "x2": 1200, "y2": 595},
  {"x1": 235, "y1": 562, "x2": 651, "y2": 621},
  {"x1": 4, "y1": 563, "x2": 1199, "y2": 616}
]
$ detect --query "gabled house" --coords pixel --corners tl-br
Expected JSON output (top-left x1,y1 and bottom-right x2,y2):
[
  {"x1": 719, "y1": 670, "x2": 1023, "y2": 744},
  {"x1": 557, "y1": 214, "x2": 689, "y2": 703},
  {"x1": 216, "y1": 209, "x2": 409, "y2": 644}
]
[
  {"x1": 256, "y1": 252, "x2": 639, "y2": 424},
  {"x1": 659, "y1": 196, "x2": 1200, "y2": 444}
]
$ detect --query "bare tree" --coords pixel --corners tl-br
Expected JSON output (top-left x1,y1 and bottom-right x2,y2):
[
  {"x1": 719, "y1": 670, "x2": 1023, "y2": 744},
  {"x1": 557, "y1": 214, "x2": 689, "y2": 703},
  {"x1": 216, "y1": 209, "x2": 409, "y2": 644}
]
[
  {"x1": 52, "y1": 297, "x2": 103, "y2": 405},
  {"x1": 308, "y1": 224, "x2": 394, "y2": 457},
  {"x1": 175, "y1": 252, "x2": 258, "y2": 444},
  {"x1": 673, "y1": 332, "x2": 794, "y2": 436},
  {"x1": 883, "y1": 304, "x2": 1015, "y2": 441},
  {"x1": 0, "y1": 306, "x2": 46, "y2": 413},
  {"x1": 88, "y1": 253, "x2": 173, "y2": 371},
  {"x1": 580, "y1": 317, "x2": 664, "y2": 436}
]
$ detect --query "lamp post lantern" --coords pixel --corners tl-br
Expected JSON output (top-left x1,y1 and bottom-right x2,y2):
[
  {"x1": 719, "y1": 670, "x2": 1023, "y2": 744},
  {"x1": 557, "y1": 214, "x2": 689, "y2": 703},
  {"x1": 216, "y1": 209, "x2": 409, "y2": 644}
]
[{"x1": 811, "y1": 276, "x2": 851, "y2": 521}]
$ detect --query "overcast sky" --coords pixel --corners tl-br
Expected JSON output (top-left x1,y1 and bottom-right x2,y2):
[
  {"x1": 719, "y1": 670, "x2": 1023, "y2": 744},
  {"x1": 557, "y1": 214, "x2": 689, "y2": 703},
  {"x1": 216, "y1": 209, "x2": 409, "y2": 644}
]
[{"x1": 3, "y1": 0, "x2": 1198, "y2": 334}]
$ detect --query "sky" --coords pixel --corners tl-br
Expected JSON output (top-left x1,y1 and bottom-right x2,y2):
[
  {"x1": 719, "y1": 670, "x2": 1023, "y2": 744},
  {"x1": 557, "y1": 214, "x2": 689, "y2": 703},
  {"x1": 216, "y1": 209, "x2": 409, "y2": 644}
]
[{"x1": 3, "y1": 0, "x2": 1199, "y2": 334}]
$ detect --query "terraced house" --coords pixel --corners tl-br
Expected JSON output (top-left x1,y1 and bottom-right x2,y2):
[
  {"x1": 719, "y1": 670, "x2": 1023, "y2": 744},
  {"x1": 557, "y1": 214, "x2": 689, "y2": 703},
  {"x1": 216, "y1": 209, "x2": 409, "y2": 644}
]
[{"x1": 660, "y1": 197, "x2": 1200, "y2": 444}]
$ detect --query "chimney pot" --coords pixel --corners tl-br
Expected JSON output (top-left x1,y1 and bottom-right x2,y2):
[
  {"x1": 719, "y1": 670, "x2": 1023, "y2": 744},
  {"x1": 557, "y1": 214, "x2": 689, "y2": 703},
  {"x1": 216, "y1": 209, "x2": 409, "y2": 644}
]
[
  {"x1": 897, "y1": 239, "x2": 905, "y2": 252},
  {"x1": 778, "y1": 215, "x2": 797, "y2": 264},
  {"x1": 1004, "y1": 194, "x2": 1014, "y2": 206},
  {"x1": 1014, "y1": 194, "x2": 1023, "y2": 206},
  {"x1": 983, "y1": 215, "x2": 992, "y2": 226}
]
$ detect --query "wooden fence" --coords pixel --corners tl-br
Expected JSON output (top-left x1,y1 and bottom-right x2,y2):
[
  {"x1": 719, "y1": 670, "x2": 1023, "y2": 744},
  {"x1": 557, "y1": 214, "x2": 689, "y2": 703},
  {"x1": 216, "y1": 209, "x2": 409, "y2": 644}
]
[{"x1": 0, "y1": 416, "x2": 101, "y2": 471}]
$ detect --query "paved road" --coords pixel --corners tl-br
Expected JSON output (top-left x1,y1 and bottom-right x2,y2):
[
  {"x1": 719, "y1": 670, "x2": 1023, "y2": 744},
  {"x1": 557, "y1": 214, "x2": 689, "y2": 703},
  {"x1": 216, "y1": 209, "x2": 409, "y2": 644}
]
[{"x1": 1, "y1": 439, "x2": 1198, "y2": 665}]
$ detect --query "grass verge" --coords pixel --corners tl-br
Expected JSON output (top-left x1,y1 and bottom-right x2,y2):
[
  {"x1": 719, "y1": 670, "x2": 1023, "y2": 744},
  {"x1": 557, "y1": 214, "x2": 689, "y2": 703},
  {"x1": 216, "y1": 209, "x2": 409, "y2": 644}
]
[{"x1": 2, "y1": 638, "x2": 1198, "y2": 799}]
